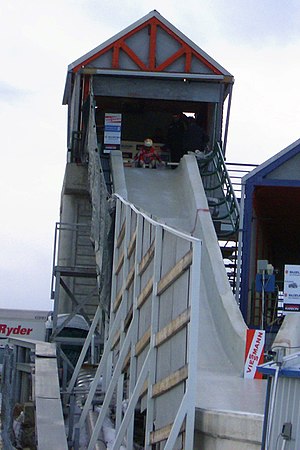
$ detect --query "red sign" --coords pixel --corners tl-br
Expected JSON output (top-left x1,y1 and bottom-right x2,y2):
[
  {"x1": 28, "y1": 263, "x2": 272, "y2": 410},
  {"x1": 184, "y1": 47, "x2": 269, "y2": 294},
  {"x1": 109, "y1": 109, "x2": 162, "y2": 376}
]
[{"x1": 244, "y1": 329, "x2": 265, "y2": 379}]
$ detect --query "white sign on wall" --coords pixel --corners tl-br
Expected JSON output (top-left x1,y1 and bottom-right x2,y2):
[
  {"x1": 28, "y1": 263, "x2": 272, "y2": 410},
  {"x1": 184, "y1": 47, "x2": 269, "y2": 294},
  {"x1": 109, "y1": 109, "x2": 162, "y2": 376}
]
[
  {"x1": 283, "y1": 264, "x2": 300, "y2": 313},
  {"x1": 103, "y1": 113, "x2": 122, "y2": 152},
  {"x1": 244, "y1": 329, "x2": 265, "y2": 379}
]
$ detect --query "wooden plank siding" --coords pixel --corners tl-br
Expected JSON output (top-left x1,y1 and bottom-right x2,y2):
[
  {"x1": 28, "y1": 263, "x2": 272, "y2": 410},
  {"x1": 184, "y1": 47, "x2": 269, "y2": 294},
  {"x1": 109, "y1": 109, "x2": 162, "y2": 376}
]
[{"x1": 82, "y1": 196, "x2": 201, "y2": 449}]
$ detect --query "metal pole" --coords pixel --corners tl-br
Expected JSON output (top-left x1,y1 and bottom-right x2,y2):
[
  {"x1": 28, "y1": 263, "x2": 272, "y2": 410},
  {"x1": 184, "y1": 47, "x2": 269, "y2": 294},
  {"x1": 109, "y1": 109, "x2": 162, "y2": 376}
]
[
  {"x1": 67, "y1": 393, "x2": 76, "y2": 447},
  {"x1": 73, "y1": 426, "x2": 80, "y2": 450},
  {"x1": 235, "y1": 181, "x2": 245, "y2": 305},
  {"x1": 261, "y1": 269, "x2": 265, "y2": 330},
  {"x1": 91, "y1": 333, "x2": 95, "y2": 364},
  {"x1": 265, "y1": 364, "x2": 280, "y2": 449},
  {"x1": 222, "y1": 83, "x2": 233, "y2": 155}
]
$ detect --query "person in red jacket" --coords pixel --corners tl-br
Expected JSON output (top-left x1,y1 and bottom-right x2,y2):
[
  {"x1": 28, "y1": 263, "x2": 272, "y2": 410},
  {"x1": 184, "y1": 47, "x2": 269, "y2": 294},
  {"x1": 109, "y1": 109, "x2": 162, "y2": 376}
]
[{"x1": 133, "y1": 138, "x2": 163, "y2": 168}]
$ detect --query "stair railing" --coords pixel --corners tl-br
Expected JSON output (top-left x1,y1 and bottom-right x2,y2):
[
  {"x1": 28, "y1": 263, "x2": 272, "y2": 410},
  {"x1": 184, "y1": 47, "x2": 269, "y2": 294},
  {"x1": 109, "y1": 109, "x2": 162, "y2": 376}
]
[{"x1": 197, "y1": 141, "x2": 240, "y2": 237}]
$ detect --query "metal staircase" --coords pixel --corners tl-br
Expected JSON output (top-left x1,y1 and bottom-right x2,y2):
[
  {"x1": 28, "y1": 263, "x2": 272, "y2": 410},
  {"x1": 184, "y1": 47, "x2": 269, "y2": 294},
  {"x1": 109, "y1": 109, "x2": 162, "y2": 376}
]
[
  {"x1": 195, "y1": 142, "x2": 249, "y2": 294},
  {"x1": 197, "y1": 141, "x2": 240, "y2": 239}
]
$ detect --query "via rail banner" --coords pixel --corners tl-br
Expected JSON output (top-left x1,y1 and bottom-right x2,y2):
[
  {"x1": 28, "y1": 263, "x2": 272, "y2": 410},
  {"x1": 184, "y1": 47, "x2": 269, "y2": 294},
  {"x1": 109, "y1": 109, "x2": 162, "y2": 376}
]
[{"x1": 244, "y1": 329, "x2": 265, "y2": 379}]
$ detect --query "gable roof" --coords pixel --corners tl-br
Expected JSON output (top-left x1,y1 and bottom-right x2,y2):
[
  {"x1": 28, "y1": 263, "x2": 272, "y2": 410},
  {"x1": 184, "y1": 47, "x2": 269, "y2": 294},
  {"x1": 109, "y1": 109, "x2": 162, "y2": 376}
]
[
  {"x1": 68, "y1": 10, "x2": 233, "y2": 78},
  {"x1": 242, "y1": 138, "x2": 300, "y2": 184}
]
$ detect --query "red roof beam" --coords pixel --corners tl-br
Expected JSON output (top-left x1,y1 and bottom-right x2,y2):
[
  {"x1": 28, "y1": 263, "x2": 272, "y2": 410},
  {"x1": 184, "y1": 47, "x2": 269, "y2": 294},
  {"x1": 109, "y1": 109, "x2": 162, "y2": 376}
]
[
  {"x1": 120, "y1": 41, "x2": 148, "y2": 71},
  {"x1": 71, "y1": 15, "x2": 223, "y2": 76},
  {"x1": 185, "y1": 50, "x2": 192, "y2": 73},
  {"x1": 112, "y1": 44, "x2": 120, "y2": 69},
  {"x1": 155, "y1": 47, "x2": 186, "y2": 72},
  {"x1": 156, "y1": 20, "x2": 222, "y2": 75},
  {"x1": 149, "y1": 22, "x2": 157, "y2": 71},
  {"x1": 72, "y1": 43, "x2": 115, "y2": 73}
]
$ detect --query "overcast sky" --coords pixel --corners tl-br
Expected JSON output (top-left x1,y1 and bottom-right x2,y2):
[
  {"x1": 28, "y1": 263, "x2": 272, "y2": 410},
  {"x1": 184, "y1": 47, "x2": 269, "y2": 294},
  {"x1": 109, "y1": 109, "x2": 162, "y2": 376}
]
[{"x1": 1, "y1": 0, "x2": 299, "y2": 311}]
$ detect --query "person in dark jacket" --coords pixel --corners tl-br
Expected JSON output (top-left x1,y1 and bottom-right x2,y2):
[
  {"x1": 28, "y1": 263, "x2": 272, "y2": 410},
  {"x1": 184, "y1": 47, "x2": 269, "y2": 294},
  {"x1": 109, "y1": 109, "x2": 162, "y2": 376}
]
[
  {"x1": 184, "y1": 117, "x2": 209, "y2": 153},
  {"x1": 166, "y1": 113, "x2": 187, "y2": 163}
]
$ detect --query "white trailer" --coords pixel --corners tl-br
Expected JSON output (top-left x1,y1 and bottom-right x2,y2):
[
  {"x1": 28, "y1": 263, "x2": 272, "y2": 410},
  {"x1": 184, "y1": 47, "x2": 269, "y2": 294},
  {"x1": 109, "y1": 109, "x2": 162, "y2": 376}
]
[
  {"x1": 0, "y1": 309, "x2": 49, "y2": 342},
  {"x1": 0, "y1": 309, "x2": 50, "y2": 376}
]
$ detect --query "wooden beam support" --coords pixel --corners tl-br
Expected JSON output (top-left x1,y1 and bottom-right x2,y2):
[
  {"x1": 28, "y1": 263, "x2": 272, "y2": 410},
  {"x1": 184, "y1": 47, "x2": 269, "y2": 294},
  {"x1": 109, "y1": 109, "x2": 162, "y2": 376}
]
[
  {"x1": 125, "y1": 265, "x2": 135, "y2": 291},
  {"x1": 124, "y1": 306, "x2": 133, "y2": 331},
  {"x1": 112, "y1": 329, "x2": 121, "y2": 350},
  {"x1": 122, "y1": 350, "x2": 131, "y2": 371},
  {"x1": 150, "y1": 421, "x2": 185, "y2": 444},
  {"x1": 116, "y1": 220, "x2": 126, "y2": 248},
  {"x1": 113, "y1": 287, "x2": 124, "y2": 313},
  {"x1": 115, "y1": 251, "x2": 124, "y2": 275},
  {"x1": 138, "y1": 241, "x2": 155, "y2": 275},
  {"x1": 137, "y1": 277, "x2": 153, "y2": 309},
  {"x1": 135, "y1": 328, "x2": 151, "y2": 357},
  {"x1": 155, "y1": 308, "x2": 190, "y2": 348},
  {"x1": 152, "y1": 365, "x2": 188, "y2": 399},
  {"x1": 127, "y1": 230, "x2": 137, "y2": 258},
  {"x1": 157, "y1": 250, "x2": 192, "y2": 295},
  {"x1": 139, "y1": 379, "x2": 148, "y2": 400}
]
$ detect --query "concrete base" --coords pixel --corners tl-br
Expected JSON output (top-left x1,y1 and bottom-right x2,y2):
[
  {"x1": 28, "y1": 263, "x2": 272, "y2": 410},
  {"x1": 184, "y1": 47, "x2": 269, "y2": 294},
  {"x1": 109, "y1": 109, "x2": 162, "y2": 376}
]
[
  {"x1": 195, "y1": 409, "x2": 263, "y2": 449},
  {"x1": 194, "y1": 371, "x2": 265, "y2": 449}
]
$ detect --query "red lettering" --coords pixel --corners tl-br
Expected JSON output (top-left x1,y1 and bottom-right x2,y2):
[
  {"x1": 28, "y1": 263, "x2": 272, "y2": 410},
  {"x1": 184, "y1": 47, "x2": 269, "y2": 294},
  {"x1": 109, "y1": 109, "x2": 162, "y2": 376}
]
[
  {"x1": 13, "y1": 326, "x2": 21, "y2": 335},
  {"x1": 0, "y1": 324, "x2": 34, "y2": 336}
]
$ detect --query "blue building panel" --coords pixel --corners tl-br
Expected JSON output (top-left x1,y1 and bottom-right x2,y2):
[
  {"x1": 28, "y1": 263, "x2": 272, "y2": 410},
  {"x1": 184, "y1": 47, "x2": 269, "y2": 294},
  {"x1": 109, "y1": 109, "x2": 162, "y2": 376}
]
[{"x1": 240, "y1": 139, "x2": 300, "y2": 325}]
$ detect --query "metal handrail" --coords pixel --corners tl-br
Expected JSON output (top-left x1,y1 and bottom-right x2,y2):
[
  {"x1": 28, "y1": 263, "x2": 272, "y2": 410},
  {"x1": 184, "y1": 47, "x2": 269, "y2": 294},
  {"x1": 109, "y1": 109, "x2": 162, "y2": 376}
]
[
  {"x1": 225, "y1": 162, "x2": 258, "y2": 199},
  {"x1": 198, "y1": 142, "x2": 240, "y2": 237}
]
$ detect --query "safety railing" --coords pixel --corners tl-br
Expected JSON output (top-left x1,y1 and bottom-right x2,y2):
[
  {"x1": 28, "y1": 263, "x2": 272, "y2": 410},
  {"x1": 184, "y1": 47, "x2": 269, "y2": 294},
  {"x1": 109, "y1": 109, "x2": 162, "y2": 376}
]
[
  {"x1": 197, "y1": 142, "x2": 240, "y2": 237},
  {"x1": 225, "y1": 161, "x2": 258, "y2": 200}
]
